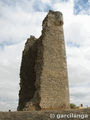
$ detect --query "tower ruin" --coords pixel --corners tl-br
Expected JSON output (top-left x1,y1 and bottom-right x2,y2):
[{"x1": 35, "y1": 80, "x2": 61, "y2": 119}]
[{"x1": 18, "y1": 10, "x2": 70, "y2": 111}]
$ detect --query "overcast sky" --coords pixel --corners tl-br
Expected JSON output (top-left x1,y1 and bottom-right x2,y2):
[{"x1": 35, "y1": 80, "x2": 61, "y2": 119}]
[{"x1": 0, "y1": 0, "x2": 90, "y2": 111}]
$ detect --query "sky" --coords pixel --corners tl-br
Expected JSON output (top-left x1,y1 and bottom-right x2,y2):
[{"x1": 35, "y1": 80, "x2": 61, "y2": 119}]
[{"x1": 0, "y1": 0, "x2": 90, "y2": 111}]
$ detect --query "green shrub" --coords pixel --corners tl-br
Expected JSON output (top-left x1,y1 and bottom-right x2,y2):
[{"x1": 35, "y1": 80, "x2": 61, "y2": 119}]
[{"x1": 70, "y1": 103, "x2": 76, "y2": 109}]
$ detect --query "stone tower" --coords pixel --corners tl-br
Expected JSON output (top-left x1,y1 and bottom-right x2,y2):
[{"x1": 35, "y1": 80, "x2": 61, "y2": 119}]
[{"x1": 18, "y1": 10, "x2": 70, "y2": 111}]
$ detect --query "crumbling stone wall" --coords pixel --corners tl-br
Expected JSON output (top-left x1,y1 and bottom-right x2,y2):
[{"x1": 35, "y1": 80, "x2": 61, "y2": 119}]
[
  {"x1": 18, "y1": 10, "x2": 70, "y2": 111},
  {"x1": 17, "y1": 36, "x2": 38, "y2": 110},
  {"x1": 0, "y1": 109, "x2": 90, "y2": 120}
]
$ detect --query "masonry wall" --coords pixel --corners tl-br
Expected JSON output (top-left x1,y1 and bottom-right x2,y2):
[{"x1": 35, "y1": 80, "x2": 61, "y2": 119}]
[
  {"x1": 37, "y1": 10, "x2": 69, "y2": 109},
  {"x1": 0, "y1": 109, "x2": 90, "y2": 120},
  {"x1": 18, "y1": 10, "x2": 70, "y2": 111},
  {"x1": 18, "y1": 36, "x2": 38, "y2": 110}
]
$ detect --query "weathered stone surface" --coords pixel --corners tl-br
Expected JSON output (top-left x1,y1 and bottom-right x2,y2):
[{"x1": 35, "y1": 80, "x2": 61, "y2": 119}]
[
  {"x1": 18, "y1": 10, "x2": 70, "y2": 111},
  {"x1": 0, "y1": 109, "x2": 90, "y2": 120},
  {"x1": 17, "y1": 36, "x2": 38, "y2": 110}
]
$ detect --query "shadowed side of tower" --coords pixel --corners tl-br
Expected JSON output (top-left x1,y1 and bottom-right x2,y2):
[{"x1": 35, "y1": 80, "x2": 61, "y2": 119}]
[
  {"x1": 18, "y1": 10, "x2": 70, "y2": 111},
  {"x1": 17, "y1": 36, "x2": 40, "y2": 111}
]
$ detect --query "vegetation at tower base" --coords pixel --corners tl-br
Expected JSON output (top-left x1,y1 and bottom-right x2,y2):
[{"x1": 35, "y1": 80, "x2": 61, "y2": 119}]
[
  {"x1": 70, "y1": 104, "x2": 76, "y2": 109},
  {"x1": 18, "y1": 10, "x2": 70, "y2": 111}
]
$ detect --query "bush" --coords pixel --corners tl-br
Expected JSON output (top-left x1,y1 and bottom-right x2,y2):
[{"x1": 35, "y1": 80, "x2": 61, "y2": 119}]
[{"x1": 70, "y1": 103, "x2": 76, "y2": 109}]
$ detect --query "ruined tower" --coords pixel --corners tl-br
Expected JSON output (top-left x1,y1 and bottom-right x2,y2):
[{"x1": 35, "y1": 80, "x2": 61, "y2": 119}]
[{"x1": 18, "y1": 10, "x2": 70, "y2": 111}]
